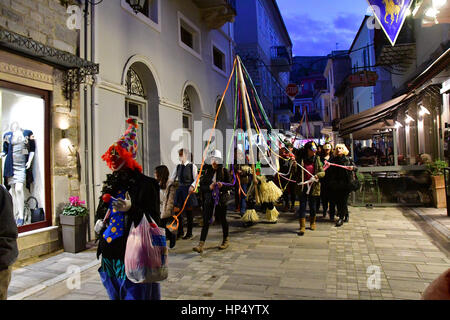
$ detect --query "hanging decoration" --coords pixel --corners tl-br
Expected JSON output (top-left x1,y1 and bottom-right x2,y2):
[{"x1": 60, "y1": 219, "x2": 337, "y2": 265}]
[{"x1": 367, "y1": 0, "x2": 414, "y2": 46}]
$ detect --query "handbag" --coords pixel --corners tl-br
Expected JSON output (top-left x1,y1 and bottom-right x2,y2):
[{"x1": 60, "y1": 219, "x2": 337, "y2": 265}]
[
  {"x1": 348, "y1": 171, "x2": 361, "y2": 192},
  {"x1": 26, "y1": 196, "x2": 45, "y2": 223},
  {"x1": 125, "y1": 215, "x2": 168, "y2": 283}
]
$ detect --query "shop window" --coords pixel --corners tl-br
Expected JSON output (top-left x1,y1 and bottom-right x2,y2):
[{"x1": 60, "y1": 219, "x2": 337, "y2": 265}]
[
  {"x1": 126, "y1": 100, "x2": 146, "y2": 172},
  {"x1": 178, "y1": 12, "x2": 201, "y2": 60},
  {"x1": 0, "y1": 84, "x2": 50, "y2": 232}
]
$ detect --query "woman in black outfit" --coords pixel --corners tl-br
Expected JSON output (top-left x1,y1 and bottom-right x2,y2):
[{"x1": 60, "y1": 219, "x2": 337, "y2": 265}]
[
  {"x1": 327, "y1": 144, "x2": 357, "y2": 227},
  {"x1": 193, "y1": 150, "x2": 232, "y2": 253}
]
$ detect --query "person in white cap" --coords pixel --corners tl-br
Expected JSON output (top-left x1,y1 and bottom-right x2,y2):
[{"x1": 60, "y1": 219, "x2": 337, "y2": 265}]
[{"x1": 193, "y1": 149, "x2": 232, "y2": 253}]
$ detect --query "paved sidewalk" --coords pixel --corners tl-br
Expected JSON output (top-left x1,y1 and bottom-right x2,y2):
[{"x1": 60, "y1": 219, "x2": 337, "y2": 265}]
[
  {"x1": 8, "y1": 206, "x2": 450, "y2": 300},
  {"x1": 410, "y1": 207, "x2": 450, "y2": 241}
]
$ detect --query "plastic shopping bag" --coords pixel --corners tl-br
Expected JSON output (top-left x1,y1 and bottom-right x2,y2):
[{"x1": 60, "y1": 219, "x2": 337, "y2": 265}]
[{"x1": 125, "y1": 215, "x2": 168, "y2": 283}]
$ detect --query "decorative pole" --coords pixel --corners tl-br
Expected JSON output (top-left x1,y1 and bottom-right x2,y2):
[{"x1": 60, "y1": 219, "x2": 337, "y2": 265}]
[{"x1": 237, "y1": 57, "x2": 260, "y2": 204}]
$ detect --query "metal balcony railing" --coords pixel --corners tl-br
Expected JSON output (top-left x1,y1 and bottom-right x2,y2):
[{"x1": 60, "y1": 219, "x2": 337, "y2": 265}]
[{"x1": 271, "y1": 46, "x2": 292, "y2": 64}]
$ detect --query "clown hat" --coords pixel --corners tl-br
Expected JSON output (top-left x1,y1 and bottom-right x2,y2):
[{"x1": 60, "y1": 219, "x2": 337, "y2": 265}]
[{"x1": 101, "y1": 118, "x2": 142, "y2": 172}]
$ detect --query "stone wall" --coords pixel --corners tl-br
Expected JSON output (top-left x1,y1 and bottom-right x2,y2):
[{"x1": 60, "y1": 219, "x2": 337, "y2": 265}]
[
  {"x1": 0, "y1": 0, "x2": 79, "y2": 54},
  {"x1": 0, "y1": 0, "x2": 82, "y2": 220}
]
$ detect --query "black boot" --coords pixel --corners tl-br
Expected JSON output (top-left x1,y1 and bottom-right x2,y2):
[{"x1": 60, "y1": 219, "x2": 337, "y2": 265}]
[
  {"x1": 344, "y1": 214, "x2": 349, "y2": 223},
  {"x1": 336, "y1": 218, "x2": 343, "y2": 227}
]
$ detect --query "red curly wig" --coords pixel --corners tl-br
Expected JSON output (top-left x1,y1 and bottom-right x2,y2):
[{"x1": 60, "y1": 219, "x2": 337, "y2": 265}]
[{"x1": 101, "y1": 143, "x2": 143, "y2": 173}]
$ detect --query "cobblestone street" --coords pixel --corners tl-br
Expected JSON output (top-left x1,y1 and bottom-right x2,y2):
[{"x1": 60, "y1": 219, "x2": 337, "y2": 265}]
[{"x1": 9, "y1": 207, "x2": 450, "y2": 300}]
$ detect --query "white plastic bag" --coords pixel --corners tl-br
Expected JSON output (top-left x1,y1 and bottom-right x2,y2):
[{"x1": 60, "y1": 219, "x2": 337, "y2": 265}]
[{"x1": 125, "y1": 215, "x2": 168, "y2": 283}]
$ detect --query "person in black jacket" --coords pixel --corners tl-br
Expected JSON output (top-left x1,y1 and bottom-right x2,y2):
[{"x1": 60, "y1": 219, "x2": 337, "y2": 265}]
[
  {"x1": 95, "y1": 119, "x2": 161, "y2": 300},
  {"x1": 326, "y1": 144, "x2": 357, "y2": 227},
  {"x1": 0, "y1": 184, "x2": 18, "y2": 300},
  {"x1": 319, "y1": 143, "x2": 336, "y2": 221},
  {"x1": 193, "y1": 150, "x2": 231, "y2": 254}
]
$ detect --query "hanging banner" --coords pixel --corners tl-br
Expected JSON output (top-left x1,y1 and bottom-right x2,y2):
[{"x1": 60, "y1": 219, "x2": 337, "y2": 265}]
[{"x1": 367, "y1": 0, "x2": 413, "y2": 46}]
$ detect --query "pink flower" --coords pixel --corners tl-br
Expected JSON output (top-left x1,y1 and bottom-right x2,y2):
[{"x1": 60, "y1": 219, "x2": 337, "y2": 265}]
[{"x1": 69, "y1": 196, "x2": 85, "y2": 207}]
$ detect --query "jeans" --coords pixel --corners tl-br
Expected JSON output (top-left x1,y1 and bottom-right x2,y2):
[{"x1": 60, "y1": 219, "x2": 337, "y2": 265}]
[
  {"x1": 297, "y1": 189, "x2": 318, "y2": 219},
  {"x1": 200, "y1": 193, "x2": 229, "y2": 242}
]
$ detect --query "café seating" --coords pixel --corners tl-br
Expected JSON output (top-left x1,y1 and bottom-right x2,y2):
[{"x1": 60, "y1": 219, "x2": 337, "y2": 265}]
[{"x1": 361, "y1": 173, "x2": 381, "y2": 204}]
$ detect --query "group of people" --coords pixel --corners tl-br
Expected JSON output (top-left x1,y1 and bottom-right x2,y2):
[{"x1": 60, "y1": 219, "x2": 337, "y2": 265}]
[{"x1": 233, "y1": 140, "x2": 358, "y2": 236}]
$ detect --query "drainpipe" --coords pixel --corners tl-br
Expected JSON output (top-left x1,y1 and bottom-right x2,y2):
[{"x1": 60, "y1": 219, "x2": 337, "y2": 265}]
[
  {"x1": 90, "y1": 0, "x2": 97, "y2": 240},
  {"x1": 83, "y1": 0, "x2": 91, "y2": 241}
]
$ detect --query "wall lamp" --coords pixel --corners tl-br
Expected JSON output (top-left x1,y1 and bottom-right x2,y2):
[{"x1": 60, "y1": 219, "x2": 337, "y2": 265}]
[
  {"x1": 405, "y1": 115, "x2": 415, "y2": 123},
  {"x1": 419, "y1": 105, "x2": 431, "y2": 116},
  {"x1": 128, "y1": 0, "x2": 146, "y2": 14}
]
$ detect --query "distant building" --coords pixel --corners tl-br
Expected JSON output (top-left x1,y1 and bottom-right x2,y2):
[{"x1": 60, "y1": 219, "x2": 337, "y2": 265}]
[
  {"x1": 323, "y1": 51, "x2": 352, "y2": 143},
  {"x1": 349, "y1": 16, "x2": 393, "y2": 114},
  {"x1": 234, "y1": 0, "x2": 293, "y2": 130}
]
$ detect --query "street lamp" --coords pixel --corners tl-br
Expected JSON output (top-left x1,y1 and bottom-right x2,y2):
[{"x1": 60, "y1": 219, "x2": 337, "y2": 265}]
[{"x1": 128, "y1": 0, "x2": 146, "y2": 14}]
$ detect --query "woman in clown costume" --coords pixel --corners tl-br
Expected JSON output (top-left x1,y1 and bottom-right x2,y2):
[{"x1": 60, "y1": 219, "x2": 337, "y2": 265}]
[{"x1": 94, "y1": 118, "x2": 161, "y2": 300}]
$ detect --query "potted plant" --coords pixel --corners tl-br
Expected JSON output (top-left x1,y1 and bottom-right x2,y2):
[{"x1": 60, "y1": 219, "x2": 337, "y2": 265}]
[
  {"x1": 60, "y1": 196, "x2": 88, "y2": 253},
  {"x1": 426, "y1": 160, "x2": 447, "y2": 208}
]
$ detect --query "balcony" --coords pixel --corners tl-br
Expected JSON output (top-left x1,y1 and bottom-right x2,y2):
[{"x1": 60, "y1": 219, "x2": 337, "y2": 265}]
[
  {"x1": 192, "y1": 0, "x2": 236, "y2": 29},
  {"x1": 271, "y1": 46, "x2": 292, "y2": 73}
]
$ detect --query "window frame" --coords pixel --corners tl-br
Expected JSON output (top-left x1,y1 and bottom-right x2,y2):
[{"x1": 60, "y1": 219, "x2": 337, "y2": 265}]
[
  {"x1": 121, "y1": 0, "x2": 161, "y2": 33},
  {"x1": 125, "y1": 97, "x2": 148, "y2": 175},
  {"x1": 0, "y1": 80, "x2": 51, "y2": 234},
  {"x1": 177, "y1": 11, "x2": 202, "y2": 61},
  {"x1": 211, "y1": 41, "x2": 227, "y2": 77}
]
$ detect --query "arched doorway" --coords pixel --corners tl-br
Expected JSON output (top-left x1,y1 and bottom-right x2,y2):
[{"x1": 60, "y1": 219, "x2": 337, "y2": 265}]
[
  {"x1": 182, "y1": 85, "x2": 202, "y2": 162},
  {"x1": 123, "y1": 61, "x2": 160, "y2": 174}
]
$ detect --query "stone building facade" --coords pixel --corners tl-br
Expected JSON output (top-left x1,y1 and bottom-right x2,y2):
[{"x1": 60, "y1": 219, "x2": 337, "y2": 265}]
[{"x1": 0, "y1": 0, "x2": 96, "y2": 260}]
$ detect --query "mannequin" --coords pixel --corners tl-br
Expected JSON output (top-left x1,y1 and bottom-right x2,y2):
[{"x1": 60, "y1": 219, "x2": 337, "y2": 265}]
[{"x1": 2, "y1": 122, "x2": 35, "y2": 226}]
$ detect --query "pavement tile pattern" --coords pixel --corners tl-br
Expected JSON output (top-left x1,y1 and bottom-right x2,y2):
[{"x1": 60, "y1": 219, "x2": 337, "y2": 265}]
[{"x1": 9, "y1": 207, "x2": 450, "y2": 300}]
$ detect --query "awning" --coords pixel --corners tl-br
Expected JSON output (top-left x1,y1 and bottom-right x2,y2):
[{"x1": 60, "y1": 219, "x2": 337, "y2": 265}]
[
  {"x1": 339, "y1": 94, "x2": 413, "y2": 137},
  {"x1": 0, "y1": 27, "x2": 99, "y2": 102}
]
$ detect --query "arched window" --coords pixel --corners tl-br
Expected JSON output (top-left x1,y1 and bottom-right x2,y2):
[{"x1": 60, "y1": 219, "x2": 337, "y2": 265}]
[
  {"x1": 126, "y1": 67, "x2": 145, "y2": 98},
  {"x1": 183, "y1": 91, "x2": 192, "y2": 112}
]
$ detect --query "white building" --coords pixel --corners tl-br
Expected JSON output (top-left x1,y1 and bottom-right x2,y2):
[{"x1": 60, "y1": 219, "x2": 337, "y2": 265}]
[{"x1": 81, "y1": 0, "x2": 236, "y2": 236}]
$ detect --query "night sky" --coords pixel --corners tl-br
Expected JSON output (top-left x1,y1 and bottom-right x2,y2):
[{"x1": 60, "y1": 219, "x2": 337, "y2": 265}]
[{"x1": 277, "y1": 0, "x2": 372, "y2": 56}]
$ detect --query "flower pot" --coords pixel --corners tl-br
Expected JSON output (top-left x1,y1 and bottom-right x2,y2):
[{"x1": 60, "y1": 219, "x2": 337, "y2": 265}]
[
  {"x1": 431, "y1": 175, "x2": 446, "y2": 209},
  {"x1": 60, "y1": 214, "x2": 87, "y2": 253}
]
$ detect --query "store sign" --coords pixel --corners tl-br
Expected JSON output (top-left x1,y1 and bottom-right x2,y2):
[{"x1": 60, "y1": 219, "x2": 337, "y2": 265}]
[
  {"x1": 348, "y1": 71, "x2": 379, "y2": 88},
  {"x1": 367, "y1": 0, "x2": 413, "y2": 46}
]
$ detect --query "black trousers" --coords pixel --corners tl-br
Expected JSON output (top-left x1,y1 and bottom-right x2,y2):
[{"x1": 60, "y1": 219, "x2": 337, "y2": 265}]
[
  {"x1": 178, "y1": 210, "x2": 193, "y2": 236},
  {"x1": 200, "y1": 193, "x2": 228, "y2": 242},
  {"x1": 334, "y1": 192, "x2": 350, "y2": 219},
  {"x1": 160, "y1": 217, "x2": 176, "y2": 247}
]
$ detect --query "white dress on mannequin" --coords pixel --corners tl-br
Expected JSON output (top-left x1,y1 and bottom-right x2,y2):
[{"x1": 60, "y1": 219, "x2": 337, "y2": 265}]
[{"x1": 1, "y1": 122, "x2": 35, "y2": 226}]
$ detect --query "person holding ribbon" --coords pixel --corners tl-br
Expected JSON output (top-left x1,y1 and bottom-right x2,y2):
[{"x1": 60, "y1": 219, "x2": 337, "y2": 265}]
[
  {"x1": 193, "y1": 149, "x2": 232, "y2": 254},
  {"x1": 319, "y1": 143, "x2": 336, "y2": 221},
  {"x1": 94, "y1": 118, "x2": 161, "y2": 300},
  {"x1": 295, "y1": 141, "x2": 325, "y2": 236},
  {"x1": 326, "y1": 144, "x2": 357, "y2": 227}
]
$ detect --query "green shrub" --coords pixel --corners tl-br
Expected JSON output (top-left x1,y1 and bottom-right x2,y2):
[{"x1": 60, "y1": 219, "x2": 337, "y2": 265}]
[{"x1": 426, "y1": 160, "x2": 448, "y2": 176}]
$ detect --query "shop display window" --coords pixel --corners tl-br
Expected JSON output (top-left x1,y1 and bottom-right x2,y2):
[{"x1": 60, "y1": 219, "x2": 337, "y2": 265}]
[{"x1": 0, "y1": 81, "x2": 50, "y2": 232}]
